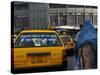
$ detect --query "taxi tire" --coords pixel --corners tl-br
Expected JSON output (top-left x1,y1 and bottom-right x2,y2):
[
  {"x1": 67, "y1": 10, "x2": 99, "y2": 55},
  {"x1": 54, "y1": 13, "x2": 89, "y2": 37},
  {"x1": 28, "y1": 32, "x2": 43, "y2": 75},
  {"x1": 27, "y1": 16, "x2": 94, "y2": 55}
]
[
  {"x1": 66, "y1": 48, "x2": 74, "y2": 56},
  {"x1": 61, "y1": 60, "x2": 68, "y2": 70}
]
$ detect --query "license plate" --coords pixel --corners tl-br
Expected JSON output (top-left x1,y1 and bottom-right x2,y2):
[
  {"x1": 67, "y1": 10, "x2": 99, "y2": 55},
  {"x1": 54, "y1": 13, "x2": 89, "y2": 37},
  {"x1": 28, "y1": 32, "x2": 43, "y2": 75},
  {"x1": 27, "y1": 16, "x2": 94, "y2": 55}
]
[{"x1": 31, "y1": 56, "x2": 48, "y2": 63}]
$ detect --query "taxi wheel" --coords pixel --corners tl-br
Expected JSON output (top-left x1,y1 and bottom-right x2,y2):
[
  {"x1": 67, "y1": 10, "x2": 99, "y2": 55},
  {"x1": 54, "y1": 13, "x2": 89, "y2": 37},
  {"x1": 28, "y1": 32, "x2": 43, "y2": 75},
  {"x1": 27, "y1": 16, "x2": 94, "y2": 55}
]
[
  {"x1": 62, "y1": 60, "x2": 68, "y2": 70},
  {"x1": 80, "y1": 44, "x2": 94, "y2": 69}
]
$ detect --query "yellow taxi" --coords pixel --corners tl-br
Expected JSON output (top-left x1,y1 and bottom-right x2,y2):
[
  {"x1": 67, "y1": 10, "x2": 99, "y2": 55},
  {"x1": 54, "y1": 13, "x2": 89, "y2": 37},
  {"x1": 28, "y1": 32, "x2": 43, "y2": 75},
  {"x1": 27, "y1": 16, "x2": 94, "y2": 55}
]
[
  {"x1": 60, "y1": 35, "x2": 74, "y2": 56},
  {"x1": 12, "y1": 30, "x2": 65, "y2": 70},
  {"x1": 60, "y1": 35, "x2": 73, "y2": 50}
]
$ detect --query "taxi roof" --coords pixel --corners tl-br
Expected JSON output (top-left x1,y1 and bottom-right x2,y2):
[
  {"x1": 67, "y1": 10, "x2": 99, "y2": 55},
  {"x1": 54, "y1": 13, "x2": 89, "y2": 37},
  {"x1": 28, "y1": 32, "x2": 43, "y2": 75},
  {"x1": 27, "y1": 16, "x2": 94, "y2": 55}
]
[{"x1": 20, "y1": 30, "x2": 57, "y2": 33}]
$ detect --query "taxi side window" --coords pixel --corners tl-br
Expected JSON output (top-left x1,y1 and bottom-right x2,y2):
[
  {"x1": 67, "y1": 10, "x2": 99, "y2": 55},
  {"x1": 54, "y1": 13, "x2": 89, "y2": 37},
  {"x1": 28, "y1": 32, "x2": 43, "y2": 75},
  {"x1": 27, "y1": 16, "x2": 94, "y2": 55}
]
[{"x1": 66, "y1": 37, "x2": 71, "y2": 42}]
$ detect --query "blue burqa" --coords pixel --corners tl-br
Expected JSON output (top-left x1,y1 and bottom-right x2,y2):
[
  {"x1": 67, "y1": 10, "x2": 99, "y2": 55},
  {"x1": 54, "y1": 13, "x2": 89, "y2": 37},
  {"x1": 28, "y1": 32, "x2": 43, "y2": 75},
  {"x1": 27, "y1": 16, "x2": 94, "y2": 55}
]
[{"x1": 76, "y1": 20, "x2": 97, "y2": 52}]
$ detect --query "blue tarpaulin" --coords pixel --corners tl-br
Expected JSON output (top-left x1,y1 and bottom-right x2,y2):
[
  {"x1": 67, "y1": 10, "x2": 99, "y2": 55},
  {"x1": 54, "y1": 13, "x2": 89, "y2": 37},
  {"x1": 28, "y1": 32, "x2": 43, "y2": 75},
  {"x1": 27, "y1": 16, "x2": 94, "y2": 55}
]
[{"x1": 75, "y1": 20, "x2": 97, "y2": 51}]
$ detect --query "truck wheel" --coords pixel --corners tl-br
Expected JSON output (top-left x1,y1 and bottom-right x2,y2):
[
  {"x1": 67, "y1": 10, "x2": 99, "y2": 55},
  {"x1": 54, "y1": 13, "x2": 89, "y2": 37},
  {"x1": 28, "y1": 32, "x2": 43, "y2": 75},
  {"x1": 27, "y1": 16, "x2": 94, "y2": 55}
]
[{"x1": 80, "y1": 44, "x2": 94, "y2": 69}]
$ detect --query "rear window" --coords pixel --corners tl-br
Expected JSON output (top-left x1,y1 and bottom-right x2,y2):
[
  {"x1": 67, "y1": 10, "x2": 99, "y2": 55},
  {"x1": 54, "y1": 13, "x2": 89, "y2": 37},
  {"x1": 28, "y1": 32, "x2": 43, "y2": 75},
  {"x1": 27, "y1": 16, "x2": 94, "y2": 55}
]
[
  {"x1": 60, "y1": 35, "x2": 71, "y2": 43},
  {"x1": 14, "y1": 32, "x2": 62, "y2": 48}
]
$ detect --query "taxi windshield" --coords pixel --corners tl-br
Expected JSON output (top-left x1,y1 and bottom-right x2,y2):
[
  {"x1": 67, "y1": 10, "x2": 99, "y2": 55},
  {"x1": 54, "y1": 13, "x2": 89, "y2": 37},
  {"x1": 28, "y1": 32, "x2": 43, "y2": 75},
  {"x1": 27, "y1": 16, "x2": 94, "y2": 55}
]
[{"x1": 14, "y1": 32, "x2": 62, "y2": 48}]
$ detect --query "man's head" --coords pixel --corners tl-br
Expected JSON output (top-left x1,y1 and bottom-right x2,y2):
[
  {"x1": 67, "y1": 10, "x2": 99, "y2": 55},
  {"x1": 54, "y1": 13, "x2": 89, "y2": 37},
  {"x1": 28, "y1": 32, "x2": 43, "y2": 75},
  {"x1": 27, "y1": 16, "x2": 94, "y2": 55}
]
[{"x1": 80, "y1": 24, "x2": 83, "y2": 29}]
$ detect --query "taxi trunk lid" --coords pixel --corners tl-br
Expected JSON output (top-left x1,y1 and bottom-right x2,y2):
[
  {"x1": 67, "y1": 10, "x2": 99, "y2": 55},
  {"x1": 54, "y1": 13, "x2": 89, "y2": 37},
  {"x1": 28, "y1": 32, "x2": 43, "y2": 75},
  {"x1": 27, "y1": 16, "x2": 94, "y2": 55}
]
[{"x1": 14, "y1": 47, "x2": 63, "y2": 69}]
